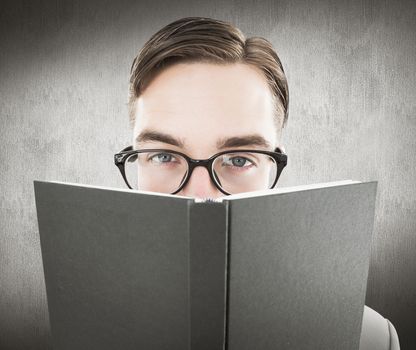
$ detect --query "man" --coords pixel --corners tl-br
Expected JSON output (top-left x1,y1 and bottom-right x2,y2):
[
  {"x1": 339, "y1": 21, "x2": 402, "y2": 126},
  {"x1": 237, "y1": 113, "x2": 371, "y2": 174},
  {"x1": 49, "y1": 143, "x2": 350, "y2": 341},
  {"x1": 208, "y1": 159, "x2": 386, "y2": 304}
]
[{"x1": 115, "y1": 16, "x2": 399, "y2": 349}]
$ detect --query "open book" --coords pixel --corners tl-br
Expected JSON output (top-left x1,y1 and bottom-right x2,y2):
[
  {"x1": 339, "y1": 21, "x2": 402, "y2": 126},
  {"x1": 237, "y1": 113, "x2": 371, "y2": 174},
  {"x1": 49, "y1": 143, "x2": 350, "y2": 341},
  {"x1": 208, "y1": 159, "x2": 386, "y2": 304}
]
[{"x1": 34, "y1": 179, "x2": 377, "y2": 350}]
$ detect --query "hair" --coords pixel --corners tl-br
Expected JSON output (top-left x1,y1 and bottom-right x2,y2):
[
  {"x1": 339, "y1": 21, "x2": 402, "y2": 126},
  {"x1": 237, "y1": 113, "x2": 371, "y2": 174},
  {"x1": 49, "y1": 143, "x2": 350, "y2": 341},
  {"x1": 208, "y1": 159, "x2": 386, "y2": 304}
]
[{"x1": 128, "y1": 16, "x2": 289, "y2": 131}]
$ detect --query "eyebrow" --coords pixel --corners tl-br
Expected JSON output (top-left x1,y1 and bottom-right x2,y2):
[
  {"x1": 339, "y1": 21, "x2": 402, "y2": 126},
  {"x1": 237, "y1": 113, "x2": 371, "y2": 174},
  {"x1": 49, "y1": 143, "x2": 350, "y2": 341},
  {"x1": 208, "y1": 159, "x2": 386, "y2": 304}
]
[
  {"x1": 136, "y1": 130, "x2": 185, "y2": 148},
  {"x1": 216, "y1": 135, "x2": 271, "y2": 149},
  {"x1": 135, "y1": 129, "x2": 271, "y2": 150}
]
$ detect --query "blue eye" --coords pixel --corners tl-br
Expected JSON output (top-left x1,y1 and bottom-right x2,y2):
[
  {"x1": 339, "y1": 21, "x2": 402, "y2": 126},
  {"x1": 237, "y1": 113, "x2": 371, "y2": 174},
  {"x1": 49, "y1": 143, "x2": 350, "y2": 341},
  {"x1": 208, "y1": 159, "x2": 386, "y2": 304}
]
[
  {"x1": 232, "y1": 157, "x2": 249, "y2": 167},
  {"x1": 222, "y1": 155, "x2": 254, "y2": 168},
  {"x1": 149, "y1": 153, "x2": 176, "y2": 164}
]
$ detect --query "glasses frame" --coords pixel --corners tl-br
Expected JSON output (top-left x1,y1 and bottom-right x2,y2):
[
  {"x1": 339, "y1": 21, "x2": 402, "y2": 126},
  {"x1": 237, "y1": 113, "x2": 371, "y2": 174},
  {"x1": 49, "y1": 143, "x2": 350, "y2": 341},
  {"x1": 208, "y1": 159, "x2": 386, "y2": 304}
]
[{"x1": 114, "y1": 145, "x2": 288, "y2": 196}]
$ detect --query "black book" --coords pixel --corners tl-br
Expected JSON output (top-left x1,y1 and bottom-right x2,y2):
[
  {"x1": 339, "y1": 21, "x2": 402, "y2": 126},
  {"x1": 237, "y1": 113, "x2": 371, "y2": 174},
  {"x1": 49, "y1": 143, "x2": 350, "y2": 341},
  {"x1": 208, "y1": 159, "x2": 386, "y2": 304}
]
[{"x1": 34, "y1": 179, "x2": 377, "y2": 350}]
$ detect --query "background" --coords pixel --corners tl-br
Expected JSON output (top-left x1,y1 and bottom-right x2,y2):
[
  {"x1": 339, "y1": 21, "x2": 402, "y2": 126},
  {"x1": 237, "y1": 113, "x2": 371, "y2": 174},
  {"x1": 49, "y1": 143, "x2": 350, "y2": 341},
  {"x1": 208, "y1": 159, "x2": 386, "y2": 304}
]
[{"x1": 1, "y1": 0, "x2": 415, "y2": 348}]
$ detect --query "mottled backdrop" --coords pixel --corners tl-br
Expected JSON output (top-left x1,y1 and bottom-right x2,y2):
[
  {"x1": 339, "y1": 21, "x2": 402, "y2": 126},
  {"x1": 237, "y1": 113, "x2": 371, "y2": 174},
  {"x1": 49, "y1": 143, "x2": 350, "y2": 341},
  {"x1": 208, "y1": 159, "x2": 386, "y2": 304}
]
[{"x1": 1, "y1": 0, "x2": 415, "y2": 349}]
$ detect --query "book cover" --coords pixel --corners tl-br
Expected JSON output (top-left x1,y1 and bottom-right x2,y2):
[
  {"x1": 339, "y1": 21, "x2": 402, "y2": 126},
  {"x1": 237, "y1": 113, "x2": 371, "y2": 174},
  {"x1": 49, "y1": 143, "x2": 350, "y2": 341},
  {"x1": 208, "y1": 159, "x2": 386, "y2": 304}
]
[{"x1": 34, "y1": 180, "x2": 377, "y2": 350}]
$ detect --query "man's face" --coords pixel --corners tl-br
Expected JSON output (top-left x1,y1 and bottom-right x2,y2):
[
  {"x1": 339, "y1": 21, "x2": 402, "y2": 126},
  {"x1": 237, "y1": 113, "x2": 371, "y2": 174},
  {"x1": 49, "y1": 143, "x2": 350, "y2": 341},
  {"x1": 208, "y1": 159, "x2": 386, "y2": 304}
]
[{"x1": 132, "y1": 62, "x2": 281, "y2": 199}]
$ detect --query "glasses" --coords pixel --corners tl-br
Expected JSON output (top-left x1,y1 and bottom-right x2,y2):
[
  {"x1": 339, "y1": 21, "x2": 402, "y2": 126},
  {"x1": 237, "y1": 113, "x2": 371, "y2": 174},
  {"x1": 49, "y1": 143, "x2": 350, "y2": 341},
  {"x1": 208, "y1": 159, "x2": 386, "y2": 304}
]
[{"x1": 114, "y1": 146, "x2": 287, "y2": 196}]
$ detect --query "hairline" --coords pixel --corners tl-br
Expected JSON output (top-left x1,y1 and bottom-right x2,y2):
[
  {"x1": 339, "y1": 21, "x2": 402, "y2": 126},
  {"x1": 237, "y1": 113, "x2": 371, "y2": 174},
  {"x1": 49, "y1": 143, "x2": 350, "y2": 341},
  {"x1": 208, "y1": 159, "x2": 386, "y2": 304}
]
[{"x1": 127, "y1": 17, "x2": 289, "y2": 135}]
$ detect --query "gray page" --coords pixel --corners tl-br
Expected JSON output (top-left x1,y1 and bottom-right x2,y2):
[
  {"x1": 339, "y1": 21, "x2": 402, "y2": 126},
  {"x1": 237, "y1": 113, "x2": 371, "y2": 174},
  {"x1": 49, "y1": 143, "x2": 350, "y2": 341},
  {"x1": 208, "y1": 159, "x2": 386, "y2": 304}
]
[
  {"x1": 35, "y1": 181, "x2": 192, "y2": 350},
  {"x1": 225, "y1": 181, "x2": 377, "y2": 350}
]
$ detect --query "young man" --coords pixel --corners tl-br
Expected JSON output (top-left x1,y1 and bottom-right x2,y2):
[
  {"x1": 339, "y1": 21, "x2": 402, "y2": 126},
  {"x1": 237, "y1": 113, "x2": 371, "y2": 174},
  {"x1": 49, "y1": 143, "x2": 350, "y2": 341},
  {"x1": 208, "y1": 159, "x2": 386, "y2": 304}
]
[{"x1": 115, "y1": 16, "x2": 399, "y2": 349}]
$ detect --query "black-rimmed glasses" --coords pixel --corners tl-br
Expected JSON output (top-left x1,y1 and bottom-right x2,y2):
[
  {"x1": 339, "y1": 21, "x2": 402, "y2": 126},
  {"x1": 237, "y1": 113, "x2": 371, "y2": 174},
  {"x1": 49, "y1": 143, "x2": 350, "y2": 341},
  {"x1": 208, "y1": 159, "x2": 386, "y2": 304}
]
[{"x1": 114, "y1": 146, "x2": 287, "y2": 196}]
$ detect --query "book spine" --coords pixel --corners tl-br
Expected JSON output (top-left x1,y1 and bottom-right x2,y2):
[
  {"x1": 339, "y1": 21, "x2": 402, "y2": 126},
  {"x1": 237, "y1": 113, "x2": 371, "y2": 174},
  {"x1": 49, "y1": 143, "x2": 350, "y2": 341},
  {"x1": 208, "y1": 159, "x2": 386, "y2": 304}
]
[{"x1": 189, "y1": 201, "x2": 229, "y2": 350}]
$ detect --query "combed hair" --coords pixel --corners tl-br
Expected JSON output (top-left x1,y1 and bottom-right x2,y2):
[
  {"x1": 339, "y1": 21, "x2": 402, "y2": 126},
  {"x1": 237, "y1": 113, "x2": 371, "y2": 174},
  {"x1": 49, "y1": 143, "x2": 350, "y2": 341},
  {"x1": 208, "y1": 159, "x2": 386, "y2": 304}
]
[{"x1": 128, "y1": 17, "x2": 289, "y2": 130}]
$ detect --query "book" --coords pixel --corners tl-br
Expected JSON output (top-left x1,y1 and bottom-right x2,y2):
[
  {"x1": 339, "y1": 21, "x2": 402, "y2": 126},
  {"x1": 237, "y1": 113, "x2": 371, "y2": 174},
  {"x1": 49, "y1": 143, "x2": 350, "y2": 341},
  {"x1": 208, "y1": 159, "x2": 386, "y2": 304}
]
[{"x1": 34, "y1": 179, "x2": 377, "y2": 350}]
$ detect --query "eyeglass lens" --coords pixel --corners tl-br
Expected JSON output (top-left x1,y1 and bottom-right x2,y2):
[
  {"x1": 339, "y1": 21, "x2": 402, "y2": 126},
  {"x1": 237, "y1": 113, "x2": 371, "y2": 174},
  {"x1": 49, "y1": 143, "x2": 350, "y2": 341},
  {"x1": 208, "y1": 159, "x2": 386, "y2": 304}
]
[{"x1": 123, "y1": 151, "x2": 278, "y2": 194}]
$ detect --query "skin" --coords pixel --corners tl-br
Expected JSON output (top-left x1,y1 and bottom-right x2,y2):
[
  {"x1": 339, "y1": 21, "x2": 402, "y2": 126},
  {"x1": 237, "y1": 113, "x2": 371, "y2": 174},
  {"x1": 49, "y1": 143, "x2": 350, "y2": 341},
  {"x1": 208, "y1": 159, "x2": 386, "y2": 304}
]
[{"x1": 132, "y1": 62, "x2": 285, "y2": 199}]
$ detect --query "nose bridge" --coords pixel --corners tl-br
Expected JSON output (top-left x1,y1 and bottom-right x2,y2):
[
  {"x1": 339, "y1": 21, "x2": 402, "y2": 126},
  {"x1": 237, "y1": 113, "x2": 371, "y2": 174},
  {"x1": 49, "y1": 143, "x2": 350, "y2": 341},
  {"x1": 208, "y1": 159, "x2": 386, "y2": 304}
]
[
  {"x1": 187, "y1": 161, "x2": 212, "y2": 184},
  {"x1": 182, "y1": 159, "x2": 221, "y2": 198},
  {"x1": 185, "y1": 158, "x2": 213, "y2": 184}
]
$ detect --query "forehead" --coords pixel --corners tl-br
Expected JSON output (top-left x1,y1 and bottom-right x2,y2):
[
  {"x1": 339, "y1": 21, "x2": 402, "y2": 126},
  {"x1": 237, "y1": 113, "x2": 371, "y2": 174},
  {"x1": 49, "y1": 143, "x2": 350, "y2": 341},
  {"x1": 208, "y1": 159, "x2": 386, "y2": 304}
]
[{"x1": 133, "y1": 62, "x2": 277, "y2": 153}]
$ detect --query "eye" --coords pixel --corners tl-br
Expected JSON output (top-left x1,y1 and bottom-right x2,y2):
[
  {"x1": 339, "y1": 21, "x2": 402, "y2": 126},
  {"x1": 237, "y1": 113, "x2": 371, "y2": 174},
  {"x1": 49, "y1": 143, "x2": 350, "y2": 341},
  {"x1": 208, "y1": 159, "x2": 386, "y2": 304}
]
[
  {"x1": 222, "y1": 154, "x2": 256, "y2": 169},
  {"x1": 148, "y1": 152, "x2": 179, "y2": 164},
  {"x1": 231, "y1": 156, "x2": 251, "y2": 167}
]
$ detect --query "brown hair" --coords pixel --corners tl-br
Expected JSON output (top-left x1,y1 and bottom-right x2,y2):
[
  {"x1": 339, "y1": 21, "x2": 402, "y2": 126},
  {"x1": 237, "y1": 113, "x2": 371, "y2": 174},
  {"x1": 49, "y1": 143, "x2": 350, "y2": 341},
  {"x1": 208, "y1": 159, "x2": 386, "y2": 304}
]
[{"x1": 128, "y1": 16, "x2": 289, "y2": 131}]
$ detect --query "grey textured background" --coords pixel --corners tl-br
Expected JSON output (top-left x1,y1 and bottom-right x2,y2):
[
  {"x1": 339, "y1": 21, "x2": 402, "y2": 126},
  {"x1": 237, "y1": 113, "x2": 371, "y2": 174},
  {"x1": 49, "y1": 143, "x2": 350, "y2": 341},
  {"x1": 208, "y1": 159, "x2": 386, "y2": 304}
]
[{"x1": 0, "y1": 0, "x2": 415, "y2": 349}]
